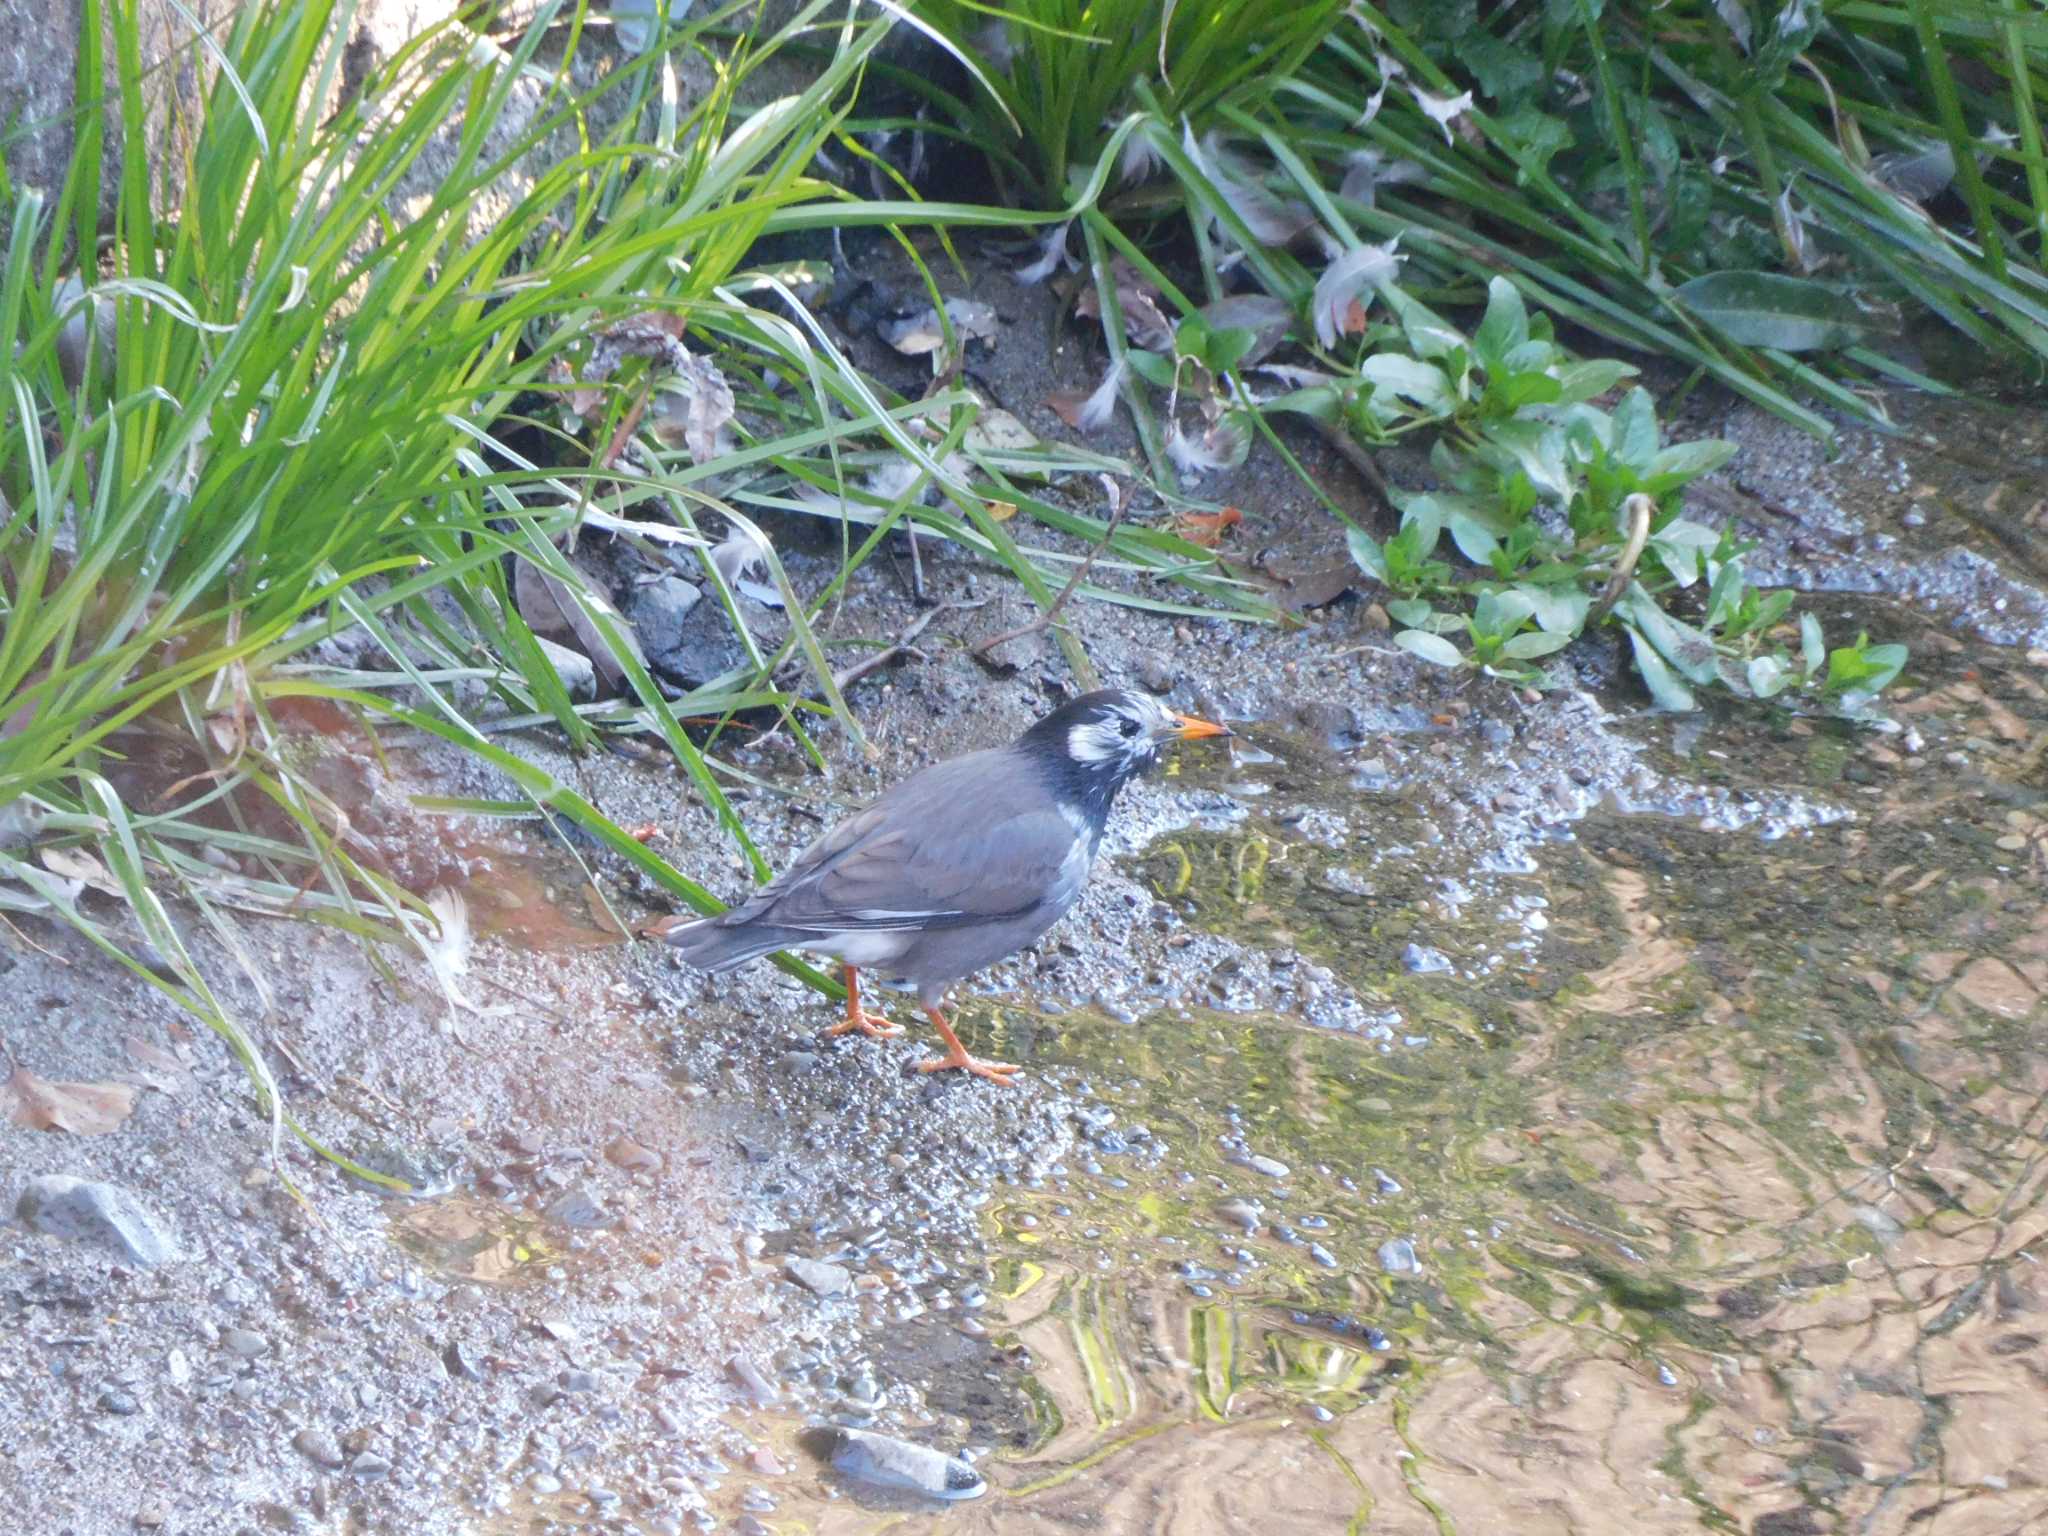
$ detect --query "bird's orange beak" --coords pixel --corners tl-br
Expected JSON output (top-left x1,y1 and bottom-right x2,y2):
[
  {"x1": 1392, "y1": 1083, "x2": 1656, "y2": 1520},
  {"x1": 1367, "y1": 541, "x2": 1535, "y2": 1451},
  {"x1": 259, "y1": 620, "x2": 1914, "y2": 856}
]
[{"x1": 1171, "y1": 712, "x2": 1232, "y2": 740}]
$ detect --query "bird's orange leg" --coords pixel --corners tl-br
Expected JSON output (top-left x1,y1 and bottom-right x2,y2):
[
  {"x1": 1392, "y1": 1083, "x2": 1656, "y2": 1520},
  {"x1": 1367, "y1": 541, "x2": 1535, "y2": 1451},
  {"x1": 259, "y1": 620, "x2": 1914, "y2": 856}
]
[
  {"x1": 823, "y1": 966, "x2": 903, "y2": 1041},
  {"x1": 916, "y1": 1003, "x2": 1020, "y2": 1086}
]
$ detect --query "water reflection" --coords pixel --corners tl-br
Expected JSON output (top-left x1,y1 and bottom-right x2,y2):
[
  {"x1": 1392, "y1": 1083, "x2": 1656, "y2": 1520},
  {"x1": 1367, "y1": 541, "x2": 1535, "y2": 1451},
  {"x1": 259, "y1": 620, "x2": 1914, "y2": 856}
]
[{"x1": 709, "y1": 600, "x2": 2046, "y2": 1535}]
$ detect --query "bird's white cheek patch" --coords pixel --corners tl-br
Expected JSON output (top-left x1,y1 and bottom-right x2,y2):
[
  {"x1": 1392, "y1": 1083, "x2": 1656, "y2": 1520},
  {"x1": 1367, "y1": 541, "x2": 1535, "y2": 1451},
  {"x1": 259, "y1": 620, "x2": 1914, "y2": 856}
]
[{"x1": 1067, "y1": 721, "x2": 1117, "y2": 763}]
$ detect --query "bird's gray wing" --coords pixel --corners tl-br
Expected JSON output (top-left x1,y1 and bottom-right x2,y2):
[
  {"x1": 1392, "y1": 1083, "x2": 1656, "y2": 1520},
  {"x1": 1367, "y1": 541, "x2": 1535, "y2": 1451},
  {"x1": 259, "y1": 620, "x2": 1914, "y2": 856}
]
[{"x1": 742, "y1": 750, "x2": 1076, "y2": 933}]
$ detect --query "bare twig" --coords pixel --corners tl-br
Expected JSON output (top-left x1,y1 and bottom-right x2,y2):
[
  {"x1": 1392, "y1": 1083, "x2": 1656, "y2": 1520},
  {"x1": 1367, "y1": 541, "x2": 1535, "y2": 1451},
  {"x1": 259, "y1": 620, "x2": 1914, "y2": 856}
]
[
  {"x1": 1306, "y1": 417, "x2": 1393, "y2": 504},
  {"x1": 1586, "y1": 492, "x2": 1654, "y2": 627},
  {"x1": 832, "y1": 600, "x2": 982, "y2": 694},
  {"x1": 971, "y1": 481, "x2": 1132, "y2": 671}
]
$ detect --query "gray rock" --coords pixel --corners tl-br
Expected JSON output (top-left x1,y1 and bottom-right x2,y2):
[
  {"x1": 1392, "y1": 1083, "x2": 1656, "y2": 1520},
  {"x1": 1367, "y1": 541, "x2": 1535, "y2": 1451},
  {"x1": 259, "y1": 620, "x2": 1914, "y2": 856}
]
[
  {"x1": 222, "y1": 1328, "x2": 270, "y2": 1358},
  {"x1": 627, "y1": 576, "x2": 703, "y2": 658},
  {"x1": 98, "y1": 1388, "x2": 141, "y2": 1415},
  {"x1": 800, "y1": 1427, "x2": 985, "y2": 1501},
  {"x1": 724, "y1": 1353, "x2": 780, "y2": 1406},
  {"x1": 1377, "y1": 1238, "x2": 1419, "y2": 1275},
  {"x1": 1246, "y1": 1155, "x2": 1290, "y2": 1179},
  {"x1": 782, "y1": 1256, "x2": 851, "y2": 1296},
  {"x1": 534, "y1": 635, "x2": 597, "y2": 701},
  {"x1": 350, "y1": 1452, "x2": 392, "y2": 1479},
  {"x1": 1400, "y1": 942, "x2": 1452, "y2": 975},
  {"x1": 543, "y1": 1185, "x2": 609, "y2": 1229},
  {"x1": 442, "y1": 1341, "x2": 483, "y2": 1381},
  {"x1": 294, "y1": 1428, "x2": 346, "y2": 1468},
  {"x1": 16, "y1": 1176, "x2": 178, "y2": 1267},
  {"x1": 1136, "y1": 655, "x2": 1176, "y2": 694}
]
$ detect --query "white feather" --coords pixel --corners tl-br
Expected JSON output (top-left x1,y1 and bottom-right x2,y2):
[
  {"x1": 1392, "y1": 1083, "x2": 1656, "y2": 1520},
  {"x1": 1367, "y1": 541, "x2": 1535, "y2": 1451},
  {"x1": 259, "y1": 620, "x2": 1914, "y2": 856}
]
[
  {"x1": 1015, "y1": 221, "x2": 1074, "y2": 285},
  {"x1": 1313, "y1": 237, "x2": 1404, "y2": 348},
  {"x1": 1077, "y1": 357, "x2": 1127, "y2": 433}
]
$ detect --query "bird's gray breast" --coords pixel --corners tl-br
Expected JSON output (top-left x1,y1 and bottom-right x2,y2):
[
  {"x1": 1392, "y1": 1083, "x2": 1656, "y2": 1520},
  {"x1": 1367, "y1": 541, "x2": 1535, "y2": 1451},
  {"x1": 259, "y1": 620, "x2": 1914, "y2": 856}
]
[{"x1": 1046, "y1": 802, "x2": 1102, "y2": 917}]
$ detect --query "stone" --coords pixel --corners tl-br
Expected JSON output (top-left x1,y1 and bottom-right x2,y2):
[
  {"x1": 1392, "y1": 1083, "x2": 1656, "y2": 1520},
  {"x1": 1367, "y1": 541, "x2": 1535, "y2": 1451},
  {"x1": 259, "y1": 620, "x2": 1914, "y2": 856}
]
[
  {"x1": 782, "y1": 1256, "x2": 851, "y2": 1296},
  {"x1": 16, "y1": 1176, "x2": 178, "y2": 1266},
  {"x1": 534, "y1": 635, "x2": 597, "y2": 701},
  {"x1": 543, "y1": 1185, "x2": 609, "y2": 1229},
  {"x1": 603, "y1": 1134, "x2": 662, "y2": 1174},
  {"x1": 724, "y1": 1353, "x2": 780, "y2": 1406},
  {"x1": 293, "y1": 1428, "x2": 346, "y2": 1469},
  {"x1": 222, "y1": 1328, "x2": 270, "y2": 1358},
  {"x1": 799, "y1": 1427, "x2": 985, "y2": 1501},
  {"x1": 626, "y1": 576, "x2": 703, "y2": 659}
]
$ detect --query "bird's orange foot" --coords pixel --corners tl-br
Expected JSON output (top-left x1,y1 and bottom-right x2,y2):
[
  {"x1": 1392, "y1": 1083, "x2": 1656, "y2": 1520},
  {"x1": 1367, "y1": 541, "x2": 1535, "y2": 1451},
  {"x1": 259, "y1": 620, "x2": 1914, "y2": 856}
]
[
  {"x1": 915, "y1": 1047, "x2": 1022, "y2": 1087},
  {"x1": 825, "y1": 1008, "x2": 904, "y2": 1041}
]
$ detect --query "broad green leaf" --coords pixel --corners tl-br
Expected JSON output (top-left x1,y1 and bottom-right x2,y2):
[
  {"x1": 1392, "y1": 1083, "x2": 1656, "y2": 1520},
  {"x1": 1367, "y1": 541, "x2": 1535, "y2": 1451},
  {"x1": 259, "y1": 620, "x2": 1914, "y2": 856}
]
[
  {"x1": 1449, "y1": 512, "x2": 1500, "y2": 563},
  {"x1": 1386, "y1": 597, "x2": 1433, "y2": 627},
  {"x1": 1480, "y1": 418, "x2": 1572, "y2": 501},
  {"x1": 1126, "y1": 349, "x2": 1177, "y2": 388},
  {"x1": 1826, "y1": 641, "x2": 1907, "y2": 695},
  {"x1": 1618, "y1": 585, "x2": 1718, "y2": 684},
  {"x1": 1643, "y1": 438, "x2": 1737, "y2": 492},
  {"x1": 1361, "y1": 352, "x2": 1456, "y2": 415},
  {"x1": 1673, "y1": 271, "x2": 1879, "y2": 353},
  {"x1": 1346, "y1": 526, "x2": 1389, "y2": 581},
  {"x1": 1474, "y1": 276, "x2": 1529, "y2": 364},
  {"x1": 1473, "y1": 587, "x2": 1536, "y2": 636},
  {"x1": 1206, "y1": 325, "x2": 1258, "y2": 373},
  {"x1": 1649, "y1": 519, "x2": 1720, "y2": 586},
  {"x1": 1522, "y1": 582, "x2": 1590, "y2": 634},
  {"x1": 1745, "y1": 655, "x2": 1792, "y2": 698},
  {"x1": 1502, "y1": 629, "x2": 1574, "y2": 659},
  {"x1": 1623, "y1": 624, "x2": 1698, "y2": 710},
  {"x1": 1380, "y1": 286, "x2": 1468, "y2": 361},
  {"x1": 1611, "y1": 387, "x2": 1659, "y2": 471},
  {"x1": 1799, "y1": 611, "x2": 1825, "y2": 677},
  {"x1": 1395, "y1": 629, "x2": 1465, "y2": 668},
  {"x1": 1552, "y1": 358, "x2": 1636, "y2": 405}
]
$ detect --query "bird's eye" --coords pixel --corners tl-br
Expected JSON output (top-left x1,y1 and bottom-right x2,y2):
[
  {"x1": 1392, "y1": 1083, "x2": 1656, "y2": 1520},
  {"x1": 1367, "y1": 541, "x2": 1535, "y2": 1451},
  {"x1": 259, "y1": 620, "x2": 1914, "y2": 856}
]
[{"x1": 1118, "y1": 717, "x2": 1142, "y2": 739}]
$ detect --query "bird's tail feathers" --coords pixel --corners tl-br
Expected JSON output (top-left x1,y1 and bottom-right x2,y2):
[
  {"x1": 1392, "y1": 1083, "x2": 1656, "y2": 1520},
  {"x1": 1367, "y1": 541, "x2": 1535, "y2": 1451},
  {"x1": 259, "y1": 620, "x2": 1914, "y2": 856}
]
[{"x1": 659, "y1": 913, "x2": 793, "y2": 973}]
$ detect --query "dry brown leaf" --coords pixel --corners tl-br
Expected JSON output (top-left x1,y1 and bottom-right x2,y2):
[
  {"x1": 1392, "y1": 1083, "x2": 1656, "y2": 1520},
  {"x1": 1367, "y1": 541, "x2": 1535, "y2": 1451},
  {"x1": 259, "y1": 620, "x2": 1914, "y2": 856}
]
[
  {"x1": 986, "y1": 500, "x2": 1018, "y2": 523},
  {"x1": 2, "y1": 1062, "x2": 139, "y2": 1133},
  {"x1": 1174, "y1": 506, "x2": 1243, "y2": 548},
  {"x1": 514, "y1": 557, "x2": 645, "y2": 693},
  {"x1": 1074, "y1": 265, "x2": 1176, "y2": 351},
  {"x1": 122, "y1": 1034, "x2": 193, "y2": 1094},
  {"x1": 40, "y1": 844, "x2": 121, "y2": 895}
]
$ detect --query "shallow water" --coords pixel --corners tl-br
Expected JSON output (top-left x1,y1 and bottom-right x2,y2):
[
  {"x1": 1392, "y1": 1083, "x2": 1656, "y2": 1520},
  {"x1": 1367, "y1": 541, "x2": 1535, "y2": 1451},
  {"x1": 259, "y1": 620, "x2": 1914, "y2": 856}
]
[{"x1": 706, "y1": 602, "x2": 2048, "y2": 1535}]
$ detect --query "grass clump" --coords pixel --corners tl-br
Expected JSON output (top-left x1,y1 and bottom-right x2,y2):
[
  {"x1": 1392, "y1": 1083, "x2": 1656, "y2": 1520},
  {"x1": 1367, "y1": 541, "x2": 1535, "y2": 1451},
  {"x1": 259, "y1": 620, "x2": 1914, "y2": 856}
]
[
  {"x1": 0, "y1": 0, "x2": 983, "y2": 1160},
  {"x1": 905, "y1": 0, "x2": 1342, "y2": 206}
]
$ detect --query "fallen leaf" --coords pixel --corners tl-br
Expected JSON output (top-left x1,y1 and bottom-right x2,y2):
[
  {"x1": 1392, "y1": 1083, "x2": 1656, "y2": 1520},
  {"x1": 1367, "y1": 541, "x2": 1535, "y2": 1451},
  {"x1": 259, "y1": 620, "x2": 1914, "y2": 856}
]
[
  {"x1": 621, "y1": 823, "x2": 663, "y2": 844},
  {"x1": 515, "y1": 557, "x2": 645, "y2": 693},
  {"x1": 2, "y1": 1062, "x2": 139, "y2": 1134},
  {"x1": 40, "y1": 844, "x2": 121, "y2": 896},
  {"x1": 1073, "y1": 261, "x2": 1175, "y2": 351},
  {"x1": 122, "y1": 1035, "x2": 193, "y2": 1094},
  {"x1": 986, "y1": 500, "x2": 1018, "y2": 522},
  {"x1": 879, "y1": 298, "x2": 999, "y2": 359},
  {"x1": 648, "y1": 352, "x2": 736, "y2": 464},
  {"x1": 1174, "y1": 506, "x2": 1243, "y2": 548},
  {"x1": 963, "y1": 408, "x2": 1039, "y2": 454}
]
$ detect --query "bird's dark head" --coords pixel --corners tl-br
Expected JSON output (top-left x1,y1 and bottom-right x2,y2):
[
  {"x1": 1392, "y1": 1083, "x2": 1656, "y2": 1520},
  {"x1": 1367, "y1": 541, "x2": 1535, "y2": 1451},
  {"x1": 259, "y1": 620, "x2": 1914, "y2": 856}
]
[{"x1": 1020, "y1": 688, "x2": 1231, "y2": 810}]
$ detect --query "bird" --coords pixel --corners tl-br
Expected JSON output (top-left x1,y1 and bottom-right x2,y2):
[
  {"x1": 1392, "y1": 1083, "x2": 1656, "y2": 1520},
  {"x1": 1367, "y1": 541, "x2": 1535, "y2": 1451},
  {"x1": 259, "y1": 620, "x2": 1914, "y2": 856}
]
[{"x1": 658, "y1": 688, "x2": 1231, "y2": 1084}]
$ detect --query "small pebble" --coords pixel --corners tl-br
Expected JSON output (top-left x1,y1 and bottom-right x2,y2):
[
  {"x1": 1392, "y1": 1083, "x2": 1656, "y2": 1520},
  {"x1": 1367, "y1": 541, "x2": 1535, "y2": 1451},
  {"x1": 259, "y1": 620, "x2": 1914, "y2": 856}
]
[
  {"x1": 784, "y1": 1256, "x2": 852, "y2": 1296},
  {"x1": 1377, "y1": 1238, "x2": 1419, "y2": 1275}
]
